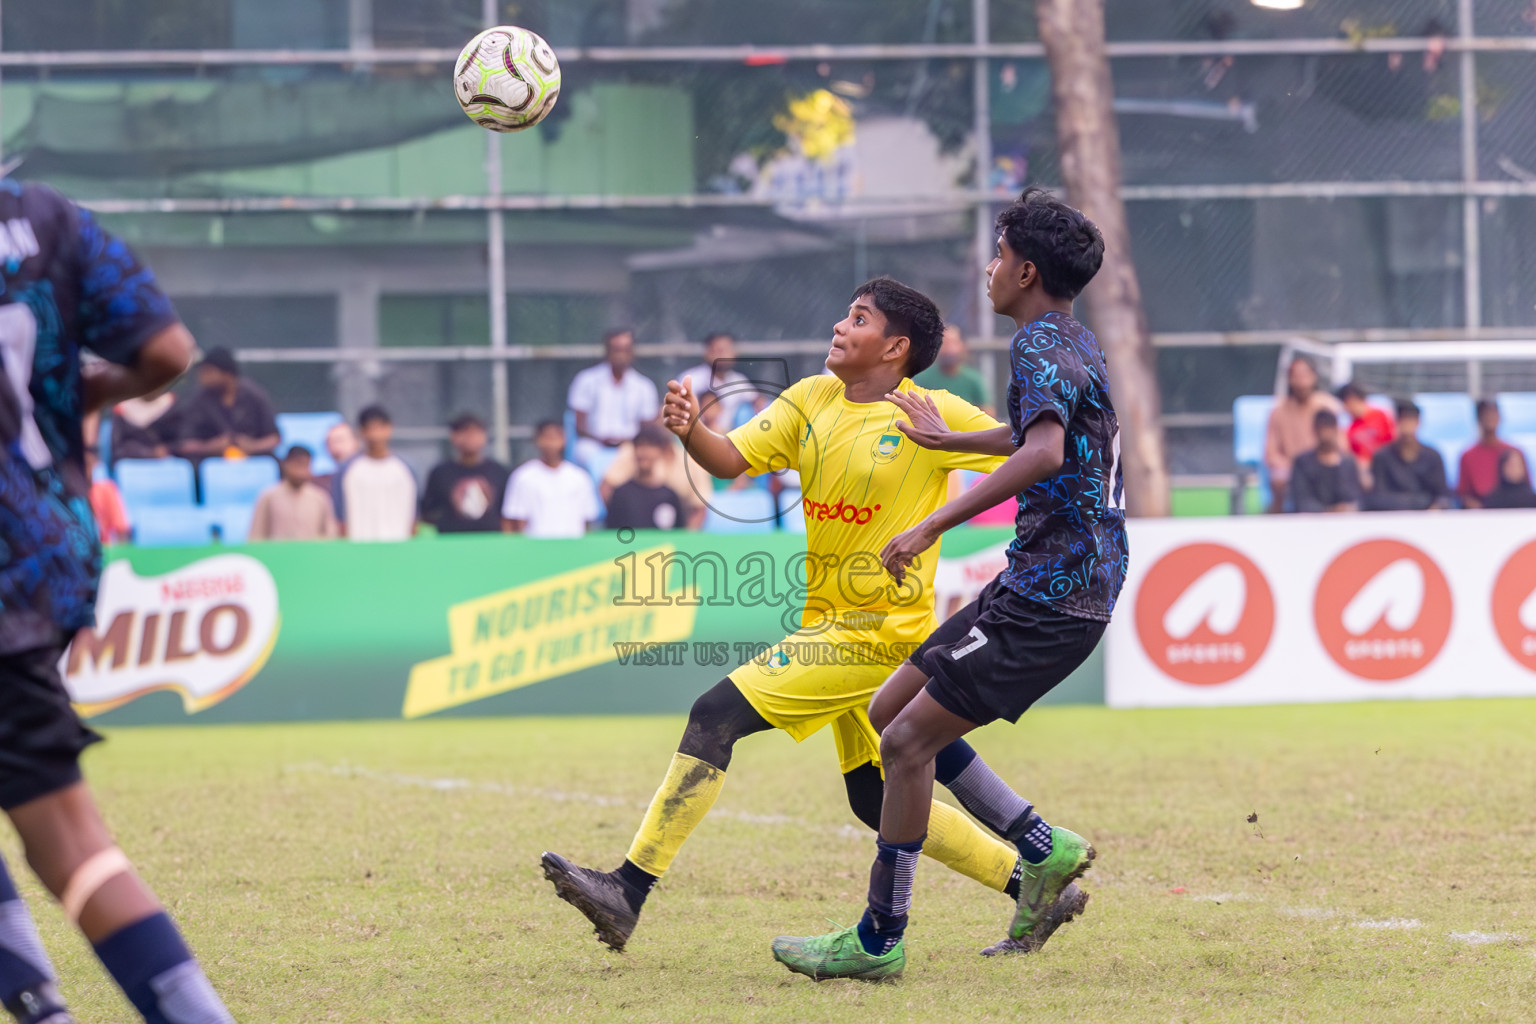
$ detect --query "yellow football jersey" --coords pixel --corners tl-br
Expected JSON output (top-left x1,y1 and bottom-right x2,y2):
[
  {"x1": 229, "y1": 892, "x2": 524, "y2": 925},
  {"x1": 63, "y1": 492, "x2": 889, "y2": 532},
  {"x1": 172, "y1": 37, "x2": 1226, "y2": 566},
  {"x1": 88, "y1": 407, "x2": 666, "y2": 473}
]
[{"x1": 728, "y1": 375, "x2": 1004, "y2": 660}]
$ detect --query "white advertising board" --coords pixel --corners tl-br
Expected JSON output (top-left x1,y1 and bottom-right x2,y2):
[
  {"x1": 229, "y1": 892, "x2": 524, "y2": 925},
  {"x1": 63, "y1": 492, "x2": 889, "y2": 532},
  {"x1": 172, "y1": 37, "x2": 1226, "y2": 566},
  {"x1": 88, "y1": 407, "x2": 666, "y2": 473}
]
[{"x1": 1106, "y1": 511, "x2": 1536, "y2": 707}]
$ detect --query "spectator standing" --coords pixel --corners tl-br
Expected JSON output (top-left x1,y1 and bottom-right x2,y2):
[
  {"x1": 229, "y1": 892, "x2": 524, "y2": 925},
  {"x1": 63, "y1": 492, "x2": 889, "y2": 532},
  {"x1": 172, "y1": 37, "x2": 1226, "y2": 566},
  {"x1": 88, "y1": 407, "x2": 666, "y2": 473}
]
[
  {"x1": 420, "y1": 413, "x2": 509, "y2": 533},
  {"x1": 1289, "y1": 410, "x2": 1361, "y2": 513},
  {"x1": 1457, "y1": 399, "x2": 1527, "y2": 509},
  {"x1": 1338, "y1": 383, "x2": 1395, "y2": 465},
  {"x1": 314, "y1": 420, "x2": 359, "y2": 502},
  {"x1": 567, "y1": 329, "x2": 661, "y2": 470},
  {"x1": 605, "y1": 425, "x2": 689, "y2": 532},
  {"x1": 338, "y1": 406, "x2": 417, "y2": 541},
  {"x1": 1484, "y1": 449, "x2": 1536, "y2": 509},
  {"x1": 249, "y1": 446, "x2": 339, "y2": 541},
  {"x1": 1264, "y1": 357, "x2": 1342, "y2": 513},
  {"x1": 108, "y1": 392, "x2": 177, "y2": 463},
  {"x1": 1366, "y1": 401, "x2": 1451, "y2": 511},
  {"x1": 85, "y1": 446, "x2": 130, "y2": 544},
  {"x1": 502, "y1": 420, "x2": 600, "y2": 538},
  {"x1": 912, "y1": 325, "x2": 994, "y2": 416},
  {"x1": 171, "y1": 347, "x2": 280, "y2": 460},
  {"x1": 678, "y1": 332, "x2": 754, "y2": 426}
]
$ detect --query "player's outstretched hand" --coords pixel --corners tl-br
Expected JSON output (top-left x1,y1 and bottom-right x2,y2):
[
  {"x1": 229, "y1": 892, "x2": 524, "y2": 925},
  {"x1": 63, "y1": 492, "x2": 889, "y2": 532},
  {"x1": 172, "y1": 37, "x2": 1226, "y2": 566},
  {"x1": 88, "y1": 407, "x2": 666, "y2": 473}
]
[
  {"x1": 881, "y1": 517, "x2": 940, "y2": 585},
  {"x1": 663, "y1": 376, "x2": 701, "y2": 439},
  {"x1": 886, "y1": 389, "x2": 953, "y2": 450}
]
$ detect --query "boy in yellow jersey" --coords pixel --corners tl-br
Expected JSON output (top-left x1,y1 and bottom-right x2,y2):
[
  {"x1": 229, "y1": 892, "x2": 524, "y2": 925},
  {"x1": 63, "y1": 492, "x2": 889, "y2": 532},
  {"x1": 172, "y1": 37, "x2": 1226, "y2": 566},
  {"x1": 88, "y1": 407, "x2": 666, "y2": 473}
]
[{"x1": 541, "y1": 277, "x2": 1085, "y2": 953}]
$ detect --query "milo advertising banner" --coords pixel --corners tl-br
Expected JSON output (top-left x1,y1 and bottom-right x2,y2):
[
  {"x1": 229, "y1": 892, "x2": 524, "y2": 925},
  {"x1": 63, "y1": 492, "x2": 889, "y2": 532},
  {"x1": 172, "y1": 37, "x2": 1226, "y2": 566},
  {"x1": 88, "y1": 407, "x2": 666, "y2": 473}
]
[{"x1": 67, "y1": 529, "x2": 1099, "y2": 725}]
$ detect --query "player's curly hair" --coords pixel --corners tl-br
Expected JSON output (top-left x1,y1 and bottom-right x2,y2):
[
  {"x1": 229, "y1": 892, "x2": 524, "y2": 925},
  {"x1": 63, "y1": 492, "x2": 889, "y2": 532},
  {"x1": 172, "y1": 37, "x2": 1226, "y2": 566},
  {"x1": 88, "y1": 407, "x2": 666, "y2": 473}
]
[
  {"x1": 852, "y1": 277, "x2": 945, "y2": 376},
  {"x1": 995, "y1": 187, "x2": 1105, "y2": 300}
]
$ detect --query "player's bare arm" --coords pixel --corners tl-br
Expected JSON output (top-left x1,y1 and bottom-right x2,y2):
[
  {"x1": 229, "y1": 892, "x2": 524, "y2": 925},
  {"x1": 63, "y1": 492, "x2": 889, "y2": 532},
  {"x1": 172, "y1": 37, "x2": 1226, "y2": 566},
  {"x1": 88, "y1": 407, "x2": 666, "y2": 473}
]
[
  {"x1": 662, "y1": 375, "x2": 750, "y2": 478},
  {"x1": 880, "y1": 416, "x2": 1066, "y2": 583},
  {"x1": 80, "y1": 323, "x2": 195, "y2": 415},
  {"x1": 886, "y1": 388, "x2": 1014, "y2": 456}
]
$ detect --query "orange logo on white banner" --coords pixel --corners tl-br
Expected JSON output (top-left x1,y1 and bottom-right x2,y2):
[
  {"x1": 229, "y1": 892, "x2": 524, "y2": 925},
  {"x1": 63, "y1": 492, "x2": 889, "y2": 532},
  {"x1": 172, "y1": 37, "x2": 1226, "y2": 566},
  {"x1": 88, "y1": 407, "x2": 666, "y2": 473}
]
[
  {"x1": 1313, "y1": 539, "x2": 1451, "y2": 681},
  {"x1": 1492, "y1": 540, "x2": 1536, "y2": 673},
  {"x1": 1135, "y1": 543, "x2": 1274, "y2": 685},
  {"x1": 62, "y1": 555, "x2": 280, "y2": 716}
]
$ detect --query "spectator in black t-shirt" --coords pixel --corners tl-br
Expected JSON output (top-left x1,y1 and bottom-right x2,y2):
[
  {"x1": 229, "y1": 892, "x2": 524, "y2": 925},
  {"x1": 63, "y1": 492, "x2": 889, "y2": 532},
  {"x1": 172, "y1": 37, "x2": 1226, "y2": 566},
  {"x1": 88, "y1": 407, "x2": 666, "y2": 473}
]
[
  {"x1": 420, "y1": 412, "x2": 510, "y2": 533},
  {"x1": 1289, "y1": 410, "x2": 1361, "y2": 513},
  {"x1": 605, "y1": 424, "x2": 687, "y2": 531},
  {"x1": 1365, "y1": 400, "x2": 1451, "y2": 511},
  {"x1": 171, "y1": 347, "x2": 280, "y2": 460}
]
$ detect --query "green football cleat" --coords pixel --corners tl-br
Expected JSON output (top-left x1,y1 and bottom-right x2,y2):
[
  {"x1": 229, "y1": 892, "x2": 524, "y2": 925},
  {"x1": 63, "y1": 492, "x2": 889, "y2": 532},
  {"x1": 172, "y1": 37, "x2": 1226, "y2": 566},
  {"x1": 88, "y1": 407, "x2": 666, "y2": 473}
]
[
  {"x1": 981, "y1": 882, "x2": 1089, "y2": 956},
  {"x1": 771, "y1": 924, "x2": 905, "y2": 982},
  {"x1": 1008, "y1": 827, "x2": 1095, "y2": 941}
]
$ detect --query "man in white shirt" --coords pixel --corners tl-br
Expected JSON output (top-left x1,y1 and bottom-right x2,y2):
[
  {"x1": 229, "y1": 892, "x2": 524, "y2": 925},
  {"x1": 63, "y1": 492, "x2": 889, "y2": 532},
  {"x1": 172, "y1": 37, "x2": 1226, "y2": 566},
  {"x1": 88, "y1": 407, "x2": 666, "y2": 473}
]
[
  {"x1": 567, "y1": 329, "x2": 661, "y2": 470},
  {"x1": 503, "y1": 419, "x2": 600, "y2": 538},
  {"x1": 339, "y1": 405, "x2": 417, "y2": 541},
  {"x1": 678, "y1": 331, "x2": 754, "y2": 427}
]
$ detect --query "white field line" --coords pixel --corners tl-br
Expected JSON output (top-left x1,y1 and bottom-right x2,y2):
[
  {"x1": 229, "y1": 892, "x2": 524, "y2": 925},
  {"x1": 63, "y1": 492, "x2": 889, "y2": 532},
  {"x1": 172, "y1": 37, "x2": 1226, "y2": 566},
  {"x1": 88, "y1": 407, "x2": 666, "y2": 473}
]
[
  {"x1": 1353, "y1": 918, "x2": 1423, "y2": 930},
  {"x1": 1449, "y1": 931, "x2": 1523, "y2": 945},
  {"x1": 287, "y1": 761, "x2": 867, "y2": 840}
]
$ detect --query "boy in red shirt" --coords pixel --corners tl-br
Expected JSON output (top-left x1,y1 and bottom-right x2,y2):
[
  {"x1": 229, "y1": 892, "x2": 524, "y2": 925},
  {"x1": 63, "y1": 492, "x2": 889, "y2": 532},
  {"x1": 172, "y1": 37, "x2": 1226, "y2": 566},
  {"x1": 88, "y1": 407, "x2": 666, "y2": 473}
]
[{"x1": 1338, "y1": 383, "x2": 1395, "y2": 463}]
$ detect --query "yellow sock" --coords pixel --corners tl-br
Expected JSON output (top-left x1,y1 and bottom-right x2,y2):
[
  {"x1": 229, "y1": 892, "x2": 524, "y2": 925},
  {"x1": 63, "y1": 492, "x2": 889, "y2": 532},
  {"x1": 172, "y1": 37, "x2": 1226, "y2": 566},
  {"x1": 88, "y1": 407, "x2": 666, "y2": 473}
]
[
  {"x1": 923, "y1": 799, "x2": 1018, "y2": 893},
  {"x1": 624, "y1": 753, "x2": 727, "y2": 877}
]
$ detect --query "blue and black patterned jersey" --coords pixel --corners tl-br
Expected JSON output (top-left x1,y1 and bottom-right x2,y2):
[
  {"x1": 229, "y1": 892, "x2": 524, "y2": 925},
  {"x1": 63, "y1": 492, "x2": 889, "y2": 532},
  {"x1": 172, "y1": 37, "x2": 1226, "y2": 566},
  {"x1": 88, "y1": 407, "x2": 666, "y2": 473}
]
[
  {"x1": 0, "y1": 181, "x2": 178, "y2": 654},
  {"x1": 1000, "y1": 311, "x2": 1128, "y2": 622}
]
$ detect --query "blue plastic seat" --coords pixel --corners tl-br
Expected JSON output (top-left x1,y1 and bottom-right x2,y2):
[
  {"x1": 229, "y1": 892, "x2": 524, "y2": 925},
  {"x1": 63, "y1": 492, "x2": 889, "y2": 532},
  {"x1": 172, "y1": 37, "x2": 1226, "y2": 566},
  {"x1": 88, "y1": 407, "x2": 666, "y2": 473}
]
[
  {"x1": 1497, "y1": 393, "x2": 1536, "y2": 435},
  {"x1": 1432, "y1": 440, "x2": 1463, "y2": 490},
  {"x1": 115, "y1": 457, "x2": 196, "y2": 519},
  {"x1": 1232, "y1": 396, "x2": 1274, "y2": 466},
  {"x1": 200, "y1": 456, "x2": 279, "y2": 507},
  {"x1": 276, "y1": 412, "x2": 345, "y2": 476},
  {"x1": 778, "y1": 488, "x2": 805, "y2": 533},
  {"x1": 97, "y1": 417, "x2": 113, "y2": 470},
  {"x1": 703, "y1": 488, "x2": 777, "y2": 534},
  {"x1": 1412, "y1": 392, "x2": 1476, "y2": 447},
  {"x1": 133, "y1": 507, "x2": 212, "y2": 547},
  {"x1": 212, "y1": 503, "x2": 256, "y2": 545}
]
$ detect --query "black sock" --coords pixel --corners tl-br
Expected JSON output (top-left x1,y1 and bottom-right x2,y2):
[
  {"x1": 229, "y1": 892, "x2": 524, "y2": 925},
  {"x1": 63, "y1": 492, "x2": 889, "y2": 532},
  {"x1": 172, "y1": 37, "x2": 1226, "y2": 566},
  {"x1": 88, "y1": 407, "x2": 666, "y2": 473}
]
[
  {"x1": 1003, "y1": 857, "x2": 1025, "y2": 900},
  {"x1": 614, "y1": 859, "x2": 658, "y2": 913},
  {"x1": 1013, "y1": 812, "x2": 1054, "y2": 865}
]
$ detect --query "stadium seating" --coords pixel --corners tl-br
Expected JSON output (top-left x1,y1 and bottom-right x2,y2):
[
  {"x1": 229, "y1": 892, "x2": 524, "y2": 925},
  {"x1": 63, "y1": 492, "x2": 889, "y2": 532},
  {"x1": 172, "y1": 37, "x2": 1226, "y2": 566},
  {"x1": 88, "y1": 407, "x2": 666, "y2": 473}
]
[
  {"x1": 1231, "y1": 395, "x2": 1275, "y2": 511},
  {"x1": 703, "y1": 488, "x2": 776, "y2": 534},
  {"x1": 276, "y1": 411, "x2": 345, "y2": 476},
  {"x1": 133, "y1": 507, "x2": 213, "y2": 548},
  {"x1": 115, "y1": 457, "x2": 196, "y2": 517},
  {"x1": 200, "y1": 456, "x2": 279, "y2": 507},
  {"x1": 212, "y1": 504, "x2": 256, "y2": 545},
  {"x1": 778, "y1": 488, "x2": 805, "y2": 533},
  {"x1": 1498, "y1": 393, "x2": 1536, "y2": 435},
  {"x1": 97, "y1": 417, "x2": 112, "y2": 469}
]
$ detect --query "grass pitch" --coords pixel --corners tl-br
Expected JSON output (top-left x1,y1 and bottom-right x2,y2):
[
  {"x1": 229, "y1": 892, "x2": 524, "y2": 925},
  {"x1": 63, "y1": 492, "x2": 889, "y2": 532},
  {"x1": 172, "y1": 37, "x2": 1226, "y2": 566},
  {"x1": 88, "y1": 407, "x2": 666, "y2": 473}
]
[{"x1": 9, "y1": 700, "x2": 1536, "y2": 1023}]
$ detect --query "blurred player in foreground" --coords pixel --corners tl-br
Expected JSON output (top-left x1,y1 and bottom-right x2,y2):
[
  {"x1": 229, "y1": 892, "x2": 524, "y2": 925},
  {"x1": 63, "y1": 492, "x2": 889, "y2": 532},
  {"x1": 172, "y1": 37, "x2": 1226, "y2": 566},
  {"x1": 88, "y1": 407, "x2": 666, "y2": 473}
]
[
  {"x1": 773, "y1": 188, "x2": 1126, "y2": 981},
  {"x1": 542, "y1": 278, "x2": 1087, "y2": 953},
  {"x1": 0, "y1": 181, "x2": 234, "y2": 1023}
]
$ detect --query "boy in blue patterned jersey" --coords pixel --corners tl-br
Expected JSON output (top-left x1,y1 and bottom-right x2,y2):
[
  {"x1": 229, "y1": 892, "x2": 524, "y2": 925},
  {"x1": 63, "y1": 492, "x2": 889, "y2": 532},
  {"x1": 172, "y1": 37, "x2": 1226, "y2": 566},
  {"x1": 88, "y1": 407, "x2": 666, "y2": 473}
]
[
  {"x1": 0, "y1": 181, "x2": 234, "y2": 1023},
  {"x1": 772, "y1": 187, "x2": 1127, "y2": 980}
]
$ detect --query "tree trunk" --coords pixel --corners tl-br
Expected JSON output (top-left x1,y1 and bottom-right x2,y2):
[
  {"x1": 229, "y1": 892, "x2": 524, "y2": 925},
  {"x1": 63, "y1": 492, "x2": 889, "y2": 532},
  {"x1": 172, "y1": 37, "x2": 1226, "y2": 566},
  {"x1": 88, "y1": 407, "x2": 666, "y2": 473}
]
[{"x1": 1037, "y1": 0, "x2": 1171, "y2": 517}]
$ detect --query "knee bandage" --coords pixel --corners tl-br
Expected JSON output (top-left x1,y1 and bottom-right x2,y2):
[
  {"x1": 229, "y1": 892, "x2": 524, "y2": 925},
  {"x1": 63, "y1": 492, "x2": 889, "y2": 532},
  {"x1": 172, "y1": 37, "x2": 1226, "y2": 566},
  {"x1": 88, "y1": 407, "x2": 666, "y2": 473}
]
[{"x1": 60, "y1": 847, "x2": 133, "y2": 924}]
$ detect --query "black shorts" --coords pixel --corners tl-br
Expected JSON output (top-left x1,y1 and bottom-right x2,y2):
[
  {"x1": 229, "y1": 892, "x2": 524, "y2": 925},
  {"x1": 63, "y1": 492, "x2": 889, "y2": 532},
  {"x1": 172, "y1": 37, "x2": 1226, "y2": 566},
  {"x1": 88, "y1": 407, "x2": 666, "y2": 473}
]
[
  {"x1": 910, "y1": 577, "x2": 1106, "y2": 726},
  {"x1": 0, "y1": 641, "x2": 102, "y2": 810}
]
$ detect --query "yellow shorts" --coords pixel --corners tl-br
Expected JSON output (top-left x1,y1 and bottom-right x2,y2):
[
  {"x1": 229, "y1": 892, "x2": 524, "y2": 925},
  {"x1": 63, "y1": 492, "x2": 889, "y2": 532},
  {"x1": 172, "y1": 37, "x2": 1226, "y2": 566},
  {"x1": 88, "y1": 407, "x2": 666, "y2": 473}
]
[{"x1": 728, "y1": 631, "x2": 904, "y2": 774}]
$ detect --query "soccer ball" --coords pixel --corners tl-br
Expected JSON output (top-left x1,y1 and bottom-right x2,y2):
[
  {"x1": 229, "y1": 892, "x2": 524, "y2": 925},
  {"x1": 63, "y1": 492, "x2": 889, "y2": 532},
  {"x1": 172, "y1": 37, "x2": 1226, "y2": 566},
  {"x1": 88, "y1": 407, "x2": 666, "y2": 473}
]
[{"x1": 453, "y1": 26, "x2": 561, "y2": 133}]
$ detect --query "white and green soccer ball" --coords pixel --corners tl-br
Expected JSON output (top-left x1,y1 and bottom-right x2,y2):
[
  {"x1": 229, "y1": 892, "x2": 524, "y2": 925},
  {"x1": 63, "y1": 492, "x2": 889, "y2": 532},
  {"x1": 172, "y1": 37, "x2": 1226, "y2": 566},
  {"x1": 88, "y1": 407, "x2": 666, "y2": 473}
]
[{"x1": 453, "y1": 26, "x2": 561, "y2": 133}]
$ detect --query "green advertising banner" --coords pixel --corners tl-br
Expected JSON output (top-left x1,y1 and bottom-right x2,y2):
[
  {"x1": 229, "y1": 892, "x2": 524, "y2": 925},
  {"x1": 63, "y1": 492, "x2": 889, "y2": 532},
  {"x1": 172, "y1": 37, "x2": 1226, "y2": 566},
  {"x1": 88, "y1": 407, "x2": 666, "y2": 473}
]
[{"x1": 72, "y1": 530, "x2": 1103, "y2": 727}]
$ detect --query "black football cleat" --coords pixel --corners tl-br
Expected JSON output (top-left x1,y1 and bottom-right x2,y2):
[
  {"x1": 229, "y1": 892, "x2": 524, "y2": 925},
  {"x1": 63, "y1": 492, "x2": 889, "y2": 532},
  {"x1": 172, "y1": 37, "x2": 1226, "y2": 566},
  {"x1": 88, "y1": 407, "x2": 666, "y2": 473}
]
[{"x1": 541, "y1": 851, "x2": 640, "y2": 951}]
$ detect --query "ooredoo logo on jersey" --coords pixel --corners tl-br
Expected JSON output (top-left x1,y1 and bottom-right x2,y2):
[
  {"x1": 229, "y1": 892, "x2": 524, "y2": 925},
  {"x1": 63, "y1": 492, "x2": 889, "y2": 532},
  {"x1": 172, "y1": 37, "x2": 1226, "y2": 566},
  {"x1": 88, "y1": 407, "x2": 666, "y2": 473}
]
[
  {"x1": 1134, "y1": 543, "x2": 1274, "y2": 685},
  {"x1": 1492, "y1": 540, "x2": 1536, "y2": 673},
  {"x1": 1313, "y1": 539, "x2": 1451, "y2": 681}
]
